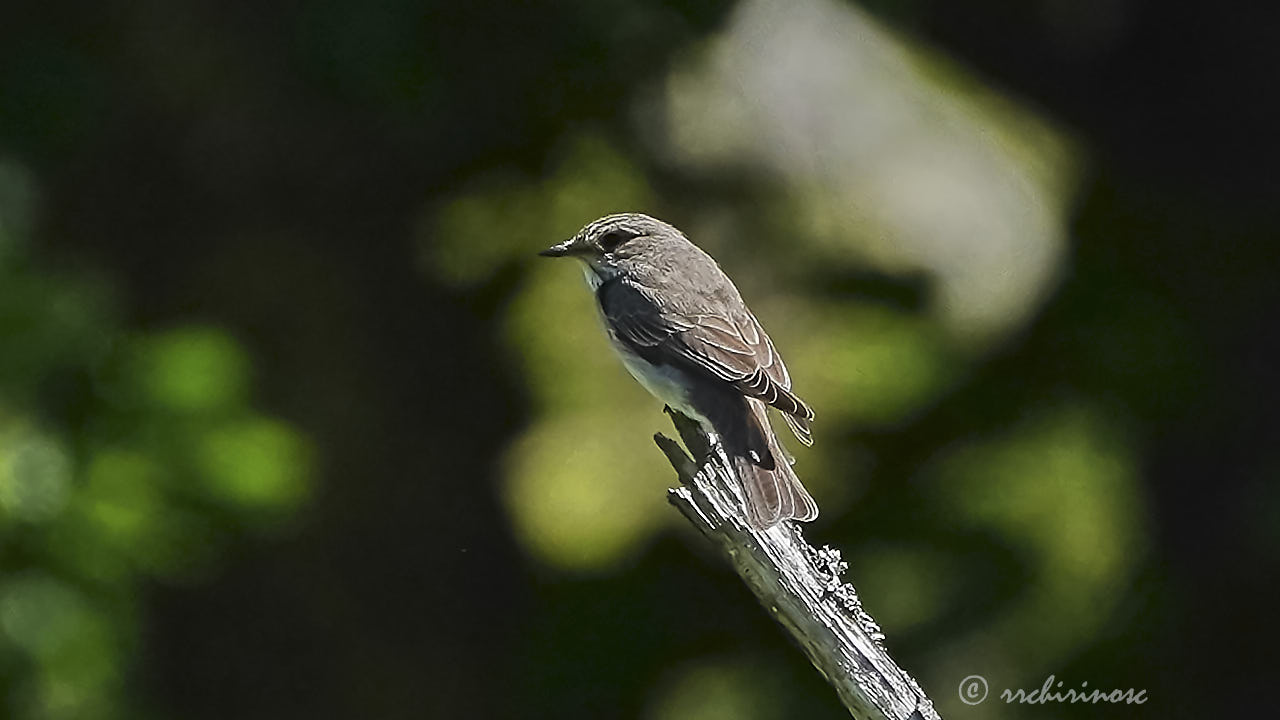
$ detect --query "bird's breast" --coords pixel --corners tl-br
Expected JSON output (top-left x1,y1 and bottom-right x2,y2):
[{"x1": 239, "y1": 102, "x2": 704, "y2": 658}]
[{"x1": 606, "y1": 334, "x2": 706, "y2": 422}]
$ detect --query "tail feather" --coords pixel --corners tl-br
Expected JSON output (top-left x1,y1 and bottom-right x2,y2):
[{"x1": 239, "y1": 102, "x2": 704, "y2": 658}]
[
  {"x1": 782, "y1": 411, "x2": 814, "y2": 447},
  {"x1": 734, "y1": 399, "x2": 819, "y2": 529}
]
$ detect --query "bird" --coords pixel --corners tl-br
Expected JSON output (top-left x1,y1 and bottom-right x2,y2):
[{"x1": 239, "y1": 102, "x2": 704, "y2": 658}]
[{"x1": 538, "y1": 212, "x2": 818, "y2": 529}]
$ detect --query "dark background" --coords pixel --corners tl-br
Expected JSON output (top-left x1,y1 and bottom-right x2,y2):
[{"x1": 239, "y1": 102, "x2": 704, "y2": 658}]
[{"x1": 1, "y1": 1, "x2": 1276, "y2": 718}]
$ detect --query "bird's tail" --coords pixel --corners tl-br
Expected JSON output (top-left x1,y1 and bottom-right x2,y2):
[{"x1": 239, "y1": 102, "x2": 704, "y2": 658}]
[{"x1": 733, "y1": 399, "x2": 819, "y2": 529}]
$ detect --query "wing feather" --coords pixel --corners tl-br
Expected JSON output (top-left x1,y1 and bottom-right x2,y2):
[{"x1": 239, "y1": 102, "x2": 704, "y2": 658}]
[{"x1": 600, "y1": 278, "x2": 814, "y2": 445}]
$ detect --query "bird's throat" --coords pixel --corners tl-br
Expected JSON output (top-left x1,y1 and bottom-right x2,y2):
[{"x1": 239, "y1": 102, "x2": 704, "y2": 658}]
[{"x1": 579, "y1": 259, "x2": 622, "y2": 291}]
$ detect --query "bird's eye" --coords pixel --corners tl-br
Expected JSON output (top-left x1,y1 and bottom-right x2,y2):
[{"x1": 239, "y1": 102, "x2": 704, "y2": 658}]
[{"x1": 598, "y1": 230, "x2": 630, "y2": 252}]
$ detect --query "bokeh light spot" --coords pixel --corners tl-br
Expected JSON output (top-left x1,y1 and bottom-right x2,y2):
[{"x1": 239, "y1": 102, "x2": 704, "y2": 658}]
[
  {"x1": 0, "y1": 425, "x2": 72, "y2": 523},
  {"x1": 426, "y1": 133, "x2": 654, "y2": 287},
  {"x1": 503, "y1": 412, "x2": 671, "y2": 571},
  {"x1": 505, "y1": 263, "x2": 629, "y2": 414},
  {"x1": 647, "y1": 659, "x2": 785, "y2": 720},
  {"x1": 792, "y1": 303, "x2": 959, "y2": 427},
  {"x1": 927, "y1": 402, "x2": 1145, "y2": 668},
  {"x1": 82, "y1": 448, "x2": 163, "y2": 548},
  {"x1": 134, "y1": 326, "x2": 250, "y2": 414},
  {"x1": 852, "y1": 544, "x2": 961, "y2": 633},
  {"x1": 0, "y1": 574, "x2": 87, "y2": 658},
  {"x1": 196, "y1": 417, "x2": 312, "y2": 510}
]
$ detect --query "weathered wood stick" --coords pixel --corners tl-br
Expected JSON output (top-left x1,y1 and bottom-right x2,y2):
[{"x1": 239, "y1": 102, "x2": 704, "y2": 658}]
[{"x1": 654, "y1": 409, "x2": 940, "y2": 720}]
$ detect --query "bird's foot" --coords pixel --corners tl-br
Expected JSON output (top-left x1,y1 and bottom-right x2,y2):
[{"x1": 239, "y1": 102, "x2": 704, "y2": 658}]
[{"x1": 706, "y1": 432, "x2": 726, "y2": 458}]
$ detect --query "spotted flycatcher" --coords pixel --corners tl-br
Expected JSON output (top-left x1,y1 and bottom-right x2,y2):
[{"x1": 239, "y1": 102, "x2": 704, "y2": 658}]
[{"x1": 539, "y1": 213, "x2": 818, "y2": 528}]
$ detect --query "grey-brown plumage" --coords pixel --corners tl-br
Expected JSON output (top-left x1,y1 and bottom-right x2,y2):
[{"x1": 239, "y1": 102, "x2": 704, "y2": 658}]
[{"x1": 539, "y1": 213, "x2": 818, "y2": 528}]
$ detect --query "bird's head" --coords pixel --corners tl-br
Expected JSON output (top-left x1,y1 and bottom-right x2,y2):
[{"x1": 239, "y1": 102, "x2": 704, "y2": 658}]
[{"x1": 538, "y1": 213, "x2": 687, "y2": 286}]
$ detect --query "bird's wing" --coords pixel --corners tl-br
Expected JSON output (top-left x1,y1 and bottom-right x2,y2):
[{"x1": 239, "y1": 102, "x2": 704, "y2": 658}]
[{"x1": 599, "y1": 278, "x2": 814, "y2": 445}]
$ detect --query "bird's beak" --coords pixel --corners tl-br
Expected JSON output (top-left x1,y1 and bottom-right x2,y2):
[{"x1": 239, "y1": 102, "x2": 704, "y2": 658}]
[{"x1": 538, "y1": 239, "x2": 577, "y2": 258}]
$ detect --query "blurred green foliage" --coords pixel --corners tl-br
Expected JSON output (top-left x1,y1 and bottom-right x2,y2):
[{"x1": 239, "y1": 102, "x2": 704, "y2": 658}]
[{"x1": 0, "y1": 162, "x2": 313, "y2": 718}]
